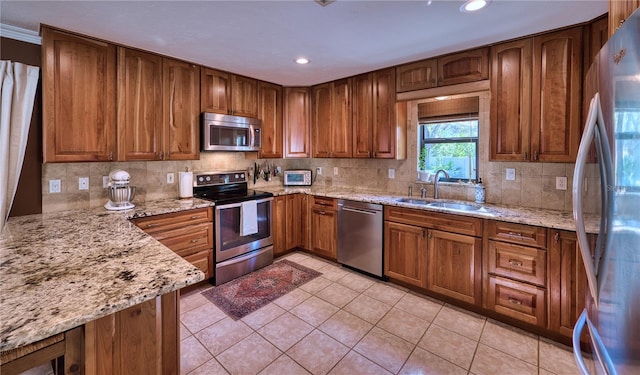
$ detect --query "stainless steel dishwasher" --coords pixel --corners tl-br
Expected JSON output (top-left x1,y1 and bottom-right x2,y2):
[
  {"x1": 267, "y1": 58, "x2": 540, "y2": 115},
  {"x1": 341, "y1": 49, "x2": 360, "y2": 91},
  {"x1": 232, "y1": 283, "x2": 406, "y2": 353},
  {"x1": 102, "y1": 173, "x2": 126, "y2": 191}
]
[{"x1": 337, "y1": 199, "x2": 383, "y2": 277}]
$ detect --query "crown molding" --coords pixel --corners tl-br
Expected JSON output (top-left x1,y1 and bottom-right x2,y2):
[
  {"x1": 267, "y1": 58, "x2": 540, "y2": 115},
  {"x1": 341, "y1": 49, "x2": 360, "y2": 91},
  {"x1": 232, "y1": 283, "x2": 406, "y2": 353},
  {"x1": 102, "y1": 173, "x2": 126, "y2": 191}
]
[{"x1": 0, "y1": 23, "x2": 41, "y2": 45}]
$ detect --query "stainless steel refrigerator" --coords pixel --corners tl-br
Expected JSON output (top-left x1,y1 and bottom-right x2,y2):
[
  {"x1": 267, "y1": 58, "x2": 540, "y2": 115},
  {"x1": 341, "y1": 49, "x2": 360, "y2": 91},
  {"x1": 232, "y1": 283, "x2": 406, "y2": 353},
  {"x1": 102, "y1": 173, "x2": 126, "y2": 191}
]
[{"x1": 572, "y1": 9, "x2": 640, "y2": 375}]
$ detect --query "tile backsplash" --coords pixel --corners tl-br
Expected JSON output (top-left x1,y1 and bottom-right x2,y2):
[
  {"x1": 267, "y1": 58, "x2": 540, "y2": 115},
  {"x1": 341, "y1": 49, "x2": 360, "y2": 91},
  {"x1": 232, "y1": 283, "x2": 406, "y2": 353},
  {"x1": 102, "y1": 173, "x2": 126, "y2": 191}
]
[{"x1": 41, "y1": 91, "x2": 598, "y2": 214}]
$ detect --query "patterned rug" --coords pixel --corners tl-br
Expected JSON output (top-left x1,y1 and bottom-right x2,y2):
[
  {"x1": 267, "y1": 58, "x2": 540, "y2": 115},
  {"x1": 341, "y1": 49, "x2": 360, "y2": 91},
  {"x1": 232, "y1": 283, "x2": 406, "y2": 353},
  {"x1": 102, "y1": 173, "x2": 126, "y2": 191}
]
[{"x1": 202, "y1": 259, "x2": 322, "y2": 320}]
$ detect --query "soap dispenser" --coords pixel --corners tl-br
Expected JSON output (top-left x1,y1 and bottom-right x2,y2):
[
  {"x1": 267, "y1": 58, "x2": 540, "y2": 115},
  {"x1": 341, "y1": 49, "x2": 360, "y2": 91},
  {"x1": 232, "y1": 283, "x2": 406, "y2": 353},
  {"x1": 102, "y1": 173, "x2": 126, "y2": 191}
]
[{"x1": 475, "y1": 178, "x2": 486, "y2": 204}]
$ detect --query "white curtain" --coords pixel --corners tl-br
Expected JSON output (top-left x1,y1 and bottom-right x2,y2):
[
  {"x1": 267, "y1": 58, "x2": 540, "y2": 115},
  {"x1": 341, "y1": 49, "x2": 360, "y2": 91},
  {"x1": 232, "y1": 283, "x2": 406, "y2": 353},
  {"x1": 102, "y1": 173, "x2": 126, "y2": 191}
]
[{"x1": 0, "y1": 61, "x2": 40, "y2": 230}]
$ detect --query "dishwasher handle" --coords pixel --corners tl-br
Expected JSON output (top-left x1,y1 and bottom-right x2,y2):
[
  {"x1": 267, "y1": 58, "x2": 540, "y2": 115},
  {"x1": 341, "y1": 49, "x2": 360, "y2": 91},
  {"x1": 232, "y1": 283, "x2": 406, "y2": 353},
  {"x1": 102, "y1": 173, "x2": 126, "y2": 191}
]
[{"x1": 340, "y1": 206, "x2": 380, "y2": 216}]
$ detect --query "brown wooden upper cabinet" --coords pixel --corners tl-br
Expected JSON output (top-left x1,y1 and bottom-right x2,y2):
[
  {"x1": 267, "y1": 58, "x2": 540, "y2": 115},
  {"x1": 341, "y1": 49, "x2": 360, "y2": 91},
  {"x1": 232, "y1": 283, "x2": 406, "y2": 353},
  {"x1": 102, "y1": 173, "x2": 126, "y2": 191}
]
[
  {"x1": 490, "y1": 26, "x2": 583, "y2": 163},
  {"x1": 609, "y1": 0, "x2": 639, "y2": 36},
  {"x1": 258, "y1": 82, "x2": 283, "y2": 159},
  {"x1": 351, "y1": 73, "x2": 374, "y2": 158},
  {"x1": 162, "y1": 58, "x2": 200, "y2": 160},
  {"x1": 373, "y1": 68, "x2": 404, "y2": 159},
  {"x1": 201, "y1": 68, "x2": 258, "y2": 118},
  {"x1": 311, "y1": 79, "x2": 352, "y2": 158},
  {"x1": 117, "y1": 48, "x2": 163, "y2": 161},
  {"x1": 283, "y1": 87, "x2": 311, "y2": 158},
  {"x1": 43, "y1": 27, "x2": 116, "y2": 162},
  {"x1": 395, "y1": 48, "x2": 489, "y2": 93}
]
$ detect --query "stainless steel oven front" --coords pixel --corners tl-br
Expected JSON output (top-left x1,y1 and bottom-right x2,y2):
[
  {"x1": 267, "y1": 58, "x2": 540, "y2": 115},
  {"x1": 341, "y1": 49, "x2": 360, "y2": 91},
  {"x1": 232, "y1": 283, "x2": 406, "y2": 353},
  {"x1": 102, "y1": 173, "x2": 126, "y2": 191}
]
[{"x1": 214, "y1": 197, "x2": 273, "y2": 285}]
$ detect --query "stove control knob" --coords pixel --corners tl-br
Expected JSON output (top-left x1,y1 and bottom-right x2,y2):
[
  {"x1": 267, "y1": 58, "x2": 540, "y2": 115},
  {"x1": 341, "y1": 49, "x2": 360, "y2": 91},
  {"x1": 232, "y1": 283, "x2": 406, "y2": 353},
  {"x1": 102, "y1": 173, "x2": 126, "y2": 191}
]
[
  {"x1": 198, "y1": 177, "x2": 204, "y2": 182},
  {"x1": 205, "y1": 176, "x2": 211, "y2": 182},
  {"x1": 240, "y1": 173, "x2": 245, "y2": 179},
  {"x1": 235, "y1": 174, "x2": 239, "y2": 179}
]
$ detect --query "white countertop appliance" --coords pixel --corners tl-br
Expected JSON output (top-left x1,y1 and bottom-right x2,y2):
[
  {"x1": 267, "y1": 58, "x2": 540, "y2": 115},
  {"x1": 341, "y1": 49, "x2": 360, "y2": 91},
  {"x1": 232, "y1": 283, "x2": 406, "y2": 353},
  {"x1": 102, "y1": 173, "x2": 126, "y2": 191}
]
[
  {"x1": 284, "y1": 169, "x2": 312, "y2": 186},
  {"x1": 104, "y1": 169, "x2": 136, "y2": 210}
]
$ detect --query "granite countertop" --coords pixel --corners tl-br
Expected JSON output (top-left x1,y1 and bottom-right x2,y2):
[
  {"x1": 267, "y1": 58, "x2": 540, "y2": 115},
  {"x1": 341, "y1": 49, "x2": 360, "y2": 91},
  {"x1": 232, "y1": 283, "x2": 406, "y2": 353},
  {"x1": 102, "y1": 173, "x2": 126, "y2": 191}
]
[
  {"x1": 0, "y1": 198, "x2": 213, "y2": 351},
  {"x1": 260, "y1": 186, "x2": 601, "y2": 234}
]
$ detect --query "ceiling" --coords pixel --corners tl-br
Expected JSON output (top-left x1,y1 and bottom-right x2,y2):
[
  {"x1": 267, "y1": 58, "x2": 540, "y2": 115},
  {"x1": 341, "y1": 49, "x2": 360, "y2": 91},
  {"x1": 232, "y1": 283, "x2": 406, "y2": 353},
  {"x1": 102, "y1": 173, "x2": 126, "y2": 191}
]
[{"x1": 1, "y1": 0, "x2": 607, "y2": 86}]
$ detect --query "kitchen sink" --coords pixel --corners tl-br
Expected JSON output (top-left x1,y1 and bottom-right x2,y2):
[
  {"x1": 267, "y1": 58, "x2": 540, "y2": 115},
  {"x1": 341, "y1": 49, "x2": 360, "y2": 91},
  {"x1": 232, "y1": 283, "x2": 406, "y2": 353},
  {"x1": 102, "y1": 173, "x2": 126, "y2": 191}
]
[
  {"x1": 427, "y1": 202, "x2": 482, "y2": 211},
  {"x1": 395, "y1": 198, "x2": 430, "y2": 205}
]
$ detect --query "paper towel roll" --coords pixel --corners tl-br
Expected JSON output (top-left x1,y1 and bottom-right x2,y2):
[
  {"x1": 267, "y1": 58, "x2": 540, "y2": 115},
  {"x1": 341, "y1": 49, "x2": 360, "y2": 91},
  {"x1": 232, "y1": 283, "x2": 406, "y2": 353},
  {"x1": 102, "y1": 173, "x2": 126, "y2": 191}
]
[{"x1": 179, "y1": 171, "x2": 193, "y2": 199}]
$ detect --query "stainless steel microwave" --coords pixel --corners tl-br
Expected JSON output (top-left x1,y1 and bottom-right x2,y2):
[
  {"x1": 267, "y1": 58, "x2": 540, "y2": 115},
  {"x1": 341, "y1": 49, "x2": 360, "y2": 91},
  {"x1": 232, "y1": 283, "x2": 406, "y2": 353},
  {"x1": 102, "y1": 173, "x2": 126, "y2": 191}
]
[
  {"x1": 201, "y1": 113, "x2": 262, "y2": 152},
  {"x1": 284, "y1": 170, "x2": 312, "y2": 186}
]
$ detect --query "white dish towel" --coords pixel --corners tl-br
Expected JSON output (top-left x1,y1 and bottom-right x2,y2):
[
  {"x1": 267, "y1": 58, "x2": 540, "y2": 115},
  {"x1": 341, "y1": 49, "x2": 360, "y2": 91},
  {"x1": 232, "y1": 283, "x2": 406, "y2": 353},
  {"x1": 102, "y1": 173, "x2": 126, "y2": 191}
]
[{"x1": 240, "y1": 200, "x2": 258, "y2": 236}]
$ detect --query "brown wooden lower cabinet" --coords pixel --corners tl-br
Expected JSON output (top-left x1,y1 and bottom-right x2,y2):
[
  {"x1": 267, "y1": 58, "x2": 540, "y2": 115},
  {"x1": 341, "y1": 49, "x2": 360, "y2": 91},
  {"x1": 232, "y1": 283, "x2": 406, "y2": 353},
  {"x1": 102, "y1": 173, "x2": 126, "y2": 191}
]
[
  {"x1": 273, "y1": 196, "x2": 287, "y2": 256},
  {"x1": 310, "y1": 196, "x2": 337, "y2": 259},
  {"x1": 285, "y1": 194, "x2": 301, "y2": 250},
  {"x1": 486, "y1": 275, "x2": 547, "y2": 326},
  {"x1": 384, "y1": 221, "x2": 428, "y2": 288}
]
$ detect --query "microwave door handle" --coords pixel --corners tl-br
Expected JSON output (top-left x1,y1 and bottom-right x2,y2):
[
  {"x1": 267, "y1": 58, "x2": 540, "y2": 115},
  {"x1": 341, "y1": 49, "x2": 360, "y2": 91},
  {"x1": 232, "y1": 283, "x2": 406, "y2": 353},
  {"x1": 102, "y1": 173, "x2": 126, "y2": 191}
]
[
  {"x1": 250, "y1": 125, "x2": 256, "y2": 148},
  {"x1": 573, "y1": 94, "x2": 600, "y2": 306}
]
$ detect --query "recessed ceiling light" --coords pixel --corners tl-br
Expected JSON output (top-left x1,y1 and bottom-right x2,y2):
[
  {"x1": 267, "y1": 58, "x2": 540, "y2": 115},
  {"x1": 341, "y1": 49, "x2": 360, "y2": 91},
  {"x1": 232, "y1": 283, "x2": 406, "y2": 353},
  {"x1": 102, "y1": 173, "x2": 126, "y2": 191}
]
[
  {"x1": 295, "y1": 57, "x2": 310, "y2": 65},
  {"x1": 435, "y1": 96, "x2": 449, "y2": 100},
  {"x1": 460, "y1": 0, "x2": 489, "y2": 13}
]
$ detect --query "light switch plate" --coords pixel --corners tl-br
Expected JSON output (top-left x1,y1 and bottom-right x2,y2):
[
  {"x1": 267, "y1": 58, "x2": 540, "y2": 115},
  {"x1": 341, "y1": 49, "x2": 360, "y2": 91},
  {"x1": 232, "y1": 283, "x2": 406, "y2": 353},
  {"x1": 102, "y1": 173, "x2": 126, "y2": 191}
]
[
  {"x1": 556, "y1": 176, "x2": 568, "y2": 190},
  {"x1": 388, "y1": 168, "x2": 395, "y2": 179},
  {"x1": 505, "y1": 168, "x2": 516, "y2": 181},
  {"x1": 333, "y1": 167, "x2": 339, "y2": 175},
  {"x1": 78, "y1": 177, "x2": 89, "y2": 190},
  {"x1": 167, "y1": 173, "x2": 175, "y2": 184},
  {"x1": 49, "y1": 179, "x2": 61, "y2": 193},
  {"x1": 316, "y1": 167, "x2": 322, "y2": 175},
  {"x1": 103, "y1": 176, "x2": 109, "y2": 188}
]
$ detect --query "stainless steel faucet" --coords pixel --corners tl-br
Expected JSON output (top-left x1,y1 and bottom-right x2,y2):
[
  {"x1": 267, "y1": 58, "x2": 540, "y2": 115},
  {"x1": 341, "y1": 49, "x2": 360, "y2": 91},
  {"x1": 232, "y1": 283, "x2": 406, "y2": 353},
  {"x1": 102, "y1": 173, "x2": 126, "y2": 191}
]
[
  {"x1": 433, "y1": 169, "x2": 450, "y2": 199},
  {"x1": 420, "y1": 186, "x2": 427, "y2": 198}
]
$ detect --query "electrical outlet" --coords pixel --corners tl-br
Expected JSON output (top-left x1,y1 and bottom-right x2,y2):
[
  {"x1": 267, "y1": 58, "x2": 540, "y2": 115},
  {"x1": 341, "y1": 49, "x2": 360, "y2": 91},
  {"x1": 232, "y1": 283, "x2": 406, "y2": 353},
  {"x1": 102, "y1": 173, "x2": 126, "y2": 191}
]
[
  {"x1": 505, "y1": 168, "x2": 516, "y2": 181},
  {"x1": 388, "y1": 168, "x2": 395, "y2": 179},
  {"x1": 103, "y1": 176, "x2": 109, "y2": 188},
  {"x1": 49, "y1": 179, "x2": 61, "y2": 193},
  {"x1": 316, "y1": 167, "x2": 322, "y2": 175},
  {"x1": 556, "y1": 176, "x2": 568, "y2": 190},
  {"x1": 333, "y1": 167, "x2": 339, "y2": 175},
  {"x1": 167, "y1": 172, "x2": 175, "y2": 184},
  {"x1": 78, "y1": 177, "x2": 89, "y2": 191}
]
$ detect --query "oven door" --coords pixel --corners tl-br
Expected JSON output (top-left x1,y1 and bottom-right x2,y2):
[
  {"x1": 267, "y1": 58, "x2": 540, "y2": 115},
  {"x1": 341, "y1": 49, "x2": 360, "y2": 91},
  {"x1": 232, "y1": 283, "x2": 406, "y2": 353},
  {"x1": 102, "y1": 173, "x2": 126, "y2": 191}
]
[{"x1": 214, "y1": 197, "x2": 273, "y2": 262}]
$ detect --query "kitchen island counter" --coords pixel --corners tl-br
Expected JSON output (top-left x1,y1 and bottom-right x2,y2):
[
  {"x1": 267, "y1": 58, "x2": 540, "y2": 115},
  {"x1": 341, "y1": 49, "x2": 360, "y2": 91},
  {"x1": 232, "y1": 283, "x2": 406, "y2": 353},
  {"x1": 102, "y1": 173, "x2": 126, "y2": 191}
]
[
  {"x1": 0, "y1": 198, "x2": 213, "y2": 352},
  {"x1": 260, "y1": 186, "x2": 600, "y2": 234}
]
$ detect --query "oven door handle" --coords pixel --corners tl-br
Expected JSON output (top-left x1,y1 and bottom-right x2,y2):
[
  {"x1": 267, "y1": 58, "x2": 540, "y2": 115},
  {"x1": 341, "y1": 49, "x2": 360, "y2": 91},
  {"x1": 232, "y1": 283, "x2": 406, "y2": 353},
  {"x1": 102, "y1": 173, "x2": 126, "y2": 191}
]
[{"x1": 215, "y1": 197, "x2": 274, "y2": 210}]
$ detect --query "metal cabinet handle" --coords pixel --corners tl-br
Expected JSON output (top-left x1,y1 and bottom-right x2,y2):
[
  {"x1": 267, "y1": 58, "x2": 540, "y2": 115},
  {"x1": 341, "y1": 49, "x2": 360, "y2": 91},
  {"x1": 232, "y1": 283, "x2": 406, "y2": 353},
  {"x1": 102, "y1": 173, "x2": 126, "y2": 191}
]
[
  {"x1": 523, "y1": 152, "x2": 528, "y2": 161},
  {"x1": 508, "y1": 259, "x2": 523, "y2": 267},
  {"x1": 554, "y1": 232, "x2": 560, "y2": 243},
  {"x1": 428, "y1": 231, "x2": 432, "y2": 239},
  {"x1": 319, "y1": 211, "x2": 326, "y2": 215},
  {"x1": 533, "y1": 150, "x2": 538, "y2": 161},
  {"x1": 146, "y1": 223, "x2": 159, "y2": 228},
  {"x1": 508, "y1": 297, "x2": 523, "y2": 305},
  {"x1": 508, "y1": 231, "x2": 523, "y2": 237},
  {"x1": 191, "y1": 238, "x2": 201, "y2": 243},
  {"x1": 190, "y1": 215, "x2": 203, "y2": 220}
]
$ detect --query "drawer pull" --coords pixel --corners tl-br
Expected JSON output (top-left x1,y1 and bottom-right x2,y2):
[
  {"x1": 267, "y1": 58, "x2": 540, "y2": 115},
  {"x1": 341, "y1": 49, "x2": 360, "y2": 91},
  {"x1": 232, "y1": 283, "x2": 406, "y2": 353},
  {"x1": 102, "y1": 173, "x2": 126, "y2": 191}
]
[
  {"x1": 190, "y1": 238, "x2": 201, "y2": 243},
  {"x1": 508, "y1": 297, "x2": 523, "y2": 306},
  {"x1": 507, "y1": 231, "x2": 523, "y2": 237},
  {"x1": 190, "y1": 215, "x2": 203, "y2": 220},
  {"x1": 319, "y1": 211, "x2": 326, "y2": 215},
  {"x1": 146, "y1": 223, "x2": 159, "y2": 228},
  {"x1": 508, "y1": 259, "x2": 523, "y2": 267}
]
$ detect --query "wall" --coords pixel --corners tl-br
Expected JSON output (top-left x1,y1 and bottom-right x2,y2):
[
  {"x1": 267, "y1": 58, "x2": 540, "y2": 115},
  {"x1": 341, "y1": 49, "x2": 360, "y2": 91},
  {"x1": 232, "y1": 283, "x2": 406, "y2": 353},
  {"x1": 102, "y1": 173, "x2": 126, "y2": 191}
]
[
  {"x1": 2, "y1": 37, "x2": 43, "y2": 216},
  {"x1": 41, "y1": 90, "x2": 584, "y2": 213}
]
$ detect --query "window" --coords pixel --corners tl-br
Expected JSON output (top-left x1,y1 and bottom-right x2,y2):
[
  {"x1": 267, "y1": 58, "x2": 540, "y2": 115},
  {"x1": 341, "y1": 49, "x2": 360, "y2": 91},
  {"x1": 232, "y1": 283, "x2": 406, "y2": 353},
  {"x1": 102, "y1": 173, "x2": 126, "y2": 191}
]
[
  {"x1": 417, "y1": 96, "x2": 480, "y2": 182},
  {"x1": 419, "y1": 119, "x2": 479, "y2": 181}
]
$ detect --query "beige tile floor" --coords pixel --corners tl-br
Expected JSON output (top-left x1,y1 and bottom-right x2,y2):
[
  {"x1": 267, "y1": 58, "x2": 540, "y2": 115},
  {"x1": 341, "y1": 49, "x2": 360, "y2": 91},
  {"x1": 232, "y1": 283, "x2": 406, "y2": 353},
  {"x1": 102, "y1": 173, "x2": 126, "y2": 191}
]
[{"x1": 179, "y1": 251, "x2": 580, "y2": 375}]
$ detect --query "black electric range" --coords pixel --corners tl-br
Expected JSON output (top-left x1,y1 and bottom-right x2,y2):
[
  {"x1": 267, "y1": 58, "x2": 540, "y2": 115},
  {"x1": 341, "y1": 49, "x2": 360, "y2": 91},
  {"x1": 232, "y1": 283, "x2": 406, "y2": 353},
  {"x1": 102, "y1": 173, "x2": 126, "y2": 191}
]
[{"x1": 192, "y1": 171, "x2": 273, "y2": 205}]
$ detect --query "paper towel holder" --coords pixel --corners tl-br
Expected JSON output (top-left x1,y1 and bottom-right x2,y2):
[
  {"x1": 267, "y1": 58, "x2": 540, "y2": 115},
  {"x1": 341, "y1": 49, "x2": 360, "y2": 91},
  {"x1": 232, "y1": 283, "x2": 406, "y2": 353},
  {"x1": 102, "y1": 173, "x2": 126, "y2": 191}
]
[{"x1": 179, "y1": 168, "x2": 194, "y2": 199}]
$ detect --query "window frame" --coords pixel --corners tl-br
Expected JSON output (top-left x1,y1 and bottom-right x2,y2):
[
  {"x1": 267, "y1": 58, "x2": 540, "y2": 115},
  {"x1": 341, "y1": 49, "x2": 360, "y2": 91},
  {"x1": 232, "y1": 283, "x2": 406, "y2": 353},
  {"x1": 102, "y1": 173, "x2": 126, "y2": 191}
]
[{"x1": 418, "y1": 117, "x2": 480, "y2": 183}]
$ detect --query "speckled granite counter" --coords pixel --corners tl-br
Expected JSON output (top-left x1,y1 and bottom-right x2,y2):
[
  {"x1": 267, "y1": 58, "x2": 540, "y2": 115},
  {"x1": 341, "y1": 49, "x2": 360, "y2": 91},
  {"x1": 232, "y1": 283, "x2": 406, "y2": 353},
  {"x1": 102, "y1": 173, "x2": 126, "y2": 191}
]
[
  {"x1": 260, "y1": 186, "x2": 601, "y2": 234},
  {"x1": 0, "y1": 198, "x2": 214, "y2": 351}
]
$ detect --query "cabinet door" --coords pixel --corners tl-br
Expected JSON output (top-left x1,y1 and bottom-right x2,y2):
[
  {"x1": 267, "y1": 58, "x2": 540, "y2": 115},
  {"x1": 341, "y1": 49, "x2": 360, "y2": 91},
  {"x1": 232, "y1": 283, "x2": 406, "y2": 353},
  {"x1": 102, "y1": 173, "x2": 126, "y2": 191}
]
[
  {"x1": 437, "y1": 48, "x2": 489, "y2": 86},
  {"x1": 284, "y1": 87, "x2": 311, "y2": 158},
  {"x1": 372, "y1": 68, "x2": 396, "y2": 159},
  {"x1": 311, "y1": 206, "x2": 337, "y2": 259},
  {"x1": 200, "y1": 68, "x2": 230, "y2": 114},
  {"x1": 312, "y1": 83, "x2": 332, "y2": 158},
  {"x1": 351, "y1": 73, "x2": 373, "y2": 158},
  {"x1": 531, "y1": 27, "x2": 583, "y2": 163},
  {"x1": 548, "y1": 230, "x2": 587, "y2": 337},
  {"x1": 285, "y1": 194, "x2": 301, "y2": 250},
  {"x1": 117, "y1": 48, "x2": 163, "y2": 161},
  {"x1": 384, "y1": 221, "x2": 427, "y2": 288},
  {"x1": 258, "y1": 82, "x2": 283, "y2": 158},
  {"x1": 331, "y1": 79, "x2": 352, "y2": 158},
  {"x1": 427, "y1": 229, "x2": 482, "y2": 305},
  {"x1": 300, "y1": 194, "x2": 311, "y2": 250},
  {"x1": 609, "y1": 0, "x2": 640, "y2": 36},
  {"x1": 42, "y1": 28, "x2": 116, "y2": 162},
  {"x1": 162, "y1": 58, "x2": 200, "y2": 160},
  {"x1": 490, "y1": 39, "x2": 532, "y2": 161},
  {"x1": 231, "y1": 75, "x2": 258, "y2": 117},
  {"x1": 273, "y1": 196, "x2": 287, "y2": 256},
  {"x1": 395, "y1": 59, "x2": 437, "y2": 92},
  {"x1": 586, "y1": 16, "x2": 608, "y2": 68}
]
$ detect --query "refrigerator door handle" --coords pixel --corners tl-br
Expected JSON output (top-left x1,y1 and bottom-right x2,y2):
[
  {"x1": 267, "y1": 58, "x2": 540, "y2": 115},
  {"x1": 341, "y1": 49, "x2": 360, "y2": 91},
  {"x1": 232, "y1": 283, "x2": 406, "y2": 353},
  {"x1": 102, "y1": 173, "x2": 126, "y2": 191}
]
[
  {"x1": 574, "y1": 309, "x2": 617, "y2": 375},
  {"x1": 573, "y1": 94, "x2": 602, "y2": 305},
  {"x1": 573, "y1": 310, "x2": 590, "y2": 375}
]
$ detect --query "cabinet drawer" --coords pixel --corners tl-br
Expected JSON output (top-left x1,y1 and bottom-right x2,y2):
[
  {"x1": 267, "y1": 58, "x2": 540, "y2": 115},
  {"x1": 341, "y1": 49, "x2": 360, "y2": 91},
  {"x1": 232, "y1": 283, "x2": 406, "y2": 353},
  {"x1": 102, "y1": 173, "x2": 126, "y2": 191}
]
[
  {"x1": 184, "y1": 249, "x2": 213, "y2": 279},
  {"x1": 312, "y1": 196, "x2": 336, "y2": 210},
  {"x1": 156, "y1": 223, "x2": 213, "y2": 256},
  {"x1": 488, "y1": 240, "x2": 546, "y2": 286},
  {"x1": 486, "y1": 276, "x2": 546, "y2": 326},
  {"x1": 133, "y1": 208, "x2": 212, "y2": 234},
  {"x1": 385, "y1": 206, "x2": 482, "y2": 237},
  {"x1": 487, "y1": 221, "x2": 546, "y2": 248}
]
